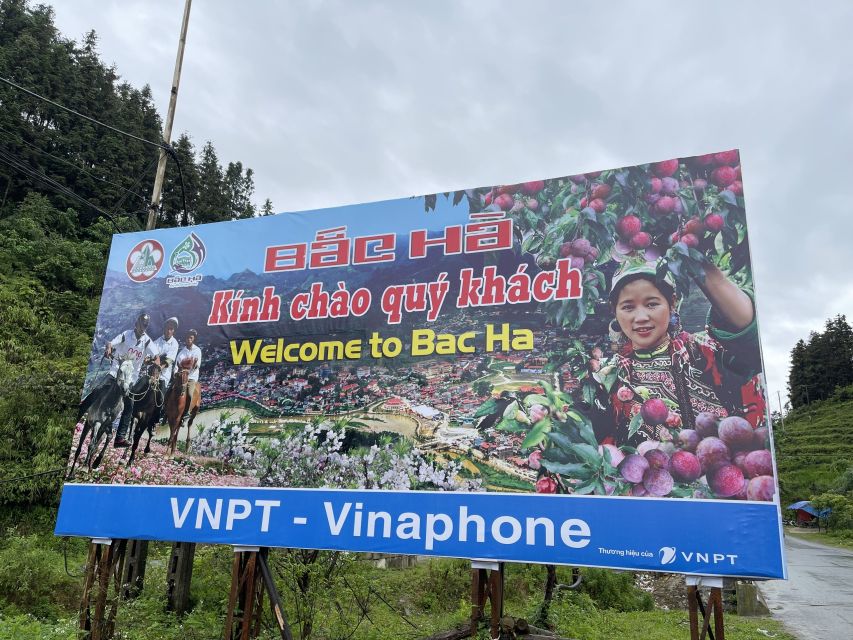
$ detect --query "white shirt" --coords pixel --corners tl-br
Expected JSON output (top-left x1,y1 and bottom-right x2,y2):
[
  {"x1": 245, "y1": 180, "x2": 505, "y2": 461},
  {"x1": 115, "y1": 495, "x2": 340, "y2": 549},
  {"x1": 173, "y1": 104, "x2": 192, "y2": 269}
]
[
  {"x1": 153, "y1": 335, "x2": 180, "y2": 385},
  {"x1": 108, "y1": 330, "x2": 157, "y2": 383},
  {"x1": 175, "y1": 344, "x2": 202, "y2": 382}
]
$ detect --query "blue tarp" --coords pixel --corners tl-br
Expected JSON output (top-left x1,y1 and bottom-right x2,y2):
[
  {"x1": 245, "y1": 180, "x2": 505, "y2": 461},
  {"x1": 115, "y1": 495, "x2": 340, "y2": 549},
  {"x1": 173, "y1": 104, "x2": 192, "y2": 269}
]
[{"x1": 786, "y1": 501, "x2": 831, "y2": 517}]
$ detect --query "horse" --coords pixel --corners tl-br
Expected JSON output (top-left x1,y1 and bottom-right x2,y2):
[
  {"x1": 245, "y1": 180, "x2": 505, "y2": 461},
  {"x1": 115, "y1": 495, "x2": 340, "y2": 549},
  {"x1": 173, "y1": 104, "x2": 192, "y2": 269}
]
[
  {"x1": 67, "y1": 357, "x2": 135, "y2": 478},
  {"x1": 165, "y1": 358, "x2": 201, "y2": 454},
  {"x1": 126, "y1": 362, "x2": 164, "y2": 467}
]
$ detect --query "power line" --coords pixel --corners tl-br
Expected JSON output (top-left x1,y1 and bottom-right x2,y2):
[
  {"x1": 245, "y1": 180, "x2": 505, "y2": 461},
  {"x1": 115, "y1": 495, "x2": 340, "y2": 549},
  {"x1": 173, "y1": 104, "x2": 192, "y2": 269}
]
[
  {"x1": 0, "y1": 74, "x2": 189, "y2": 226},
  {"x1": 0, "y1": 145, "x2": 134, "y2": 233},
  {"x1": 107, "y1": 153, "x2": 161, "y2": 221},
  {"x1": 0, "y1": 74, "x2": 170, "y2": 154},
  {"x1": 0, "y1": 467, "x2": 64, "y2": 486},
  {"x1": 0, "y1": 122, "x2": 150, "y2": 206}
]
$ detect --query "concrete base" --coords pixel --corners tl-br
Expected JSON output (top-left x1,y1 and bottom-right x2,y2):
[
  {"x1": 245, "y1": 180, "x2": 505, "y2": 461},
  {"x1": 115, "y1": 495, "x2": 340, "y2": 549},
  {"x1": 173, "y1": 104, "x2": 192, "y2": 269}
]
[{"x1": 736, "y1": 581, "x2": 770, "y2": 616}]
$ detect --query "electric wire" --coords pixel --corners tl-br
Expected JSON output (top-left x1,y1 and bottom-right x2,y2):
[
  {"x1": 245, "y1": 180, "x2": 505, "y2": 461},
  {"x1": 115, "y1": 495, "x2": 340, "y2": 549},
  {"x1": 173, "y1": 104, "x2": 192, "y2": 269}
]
[
  {"x1": 0, "y1": 74, "x2": 169, "y2": 154},
  {"x1": 0, "y1": 74, "x2": 190, "y2": 226},
  {"x1": 0, "y1": 122, "x2": 150, "y2": 206},
  {"x1": 0, "y1": 467, "x2": 64, "y2": 486},
  {"x1": 63, "y1": 537, "x2": 84, "y2": 578},
  {"x1": 107, "y1": 153, "x2": 160, "y2": 221},
  {"x1": 0, "y1": 145, "x2": 132, "y2": 233}
]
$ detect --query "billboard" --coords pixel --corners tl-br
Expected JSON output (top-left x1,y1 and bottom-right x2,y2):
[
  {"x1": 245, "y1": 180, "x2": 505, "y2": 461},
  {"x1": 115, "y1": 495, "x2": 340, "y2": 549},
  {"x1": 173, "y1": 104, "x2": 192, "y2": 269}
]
[{"x1": 56, "y1": 151, "x2": 786, "y2": 578}]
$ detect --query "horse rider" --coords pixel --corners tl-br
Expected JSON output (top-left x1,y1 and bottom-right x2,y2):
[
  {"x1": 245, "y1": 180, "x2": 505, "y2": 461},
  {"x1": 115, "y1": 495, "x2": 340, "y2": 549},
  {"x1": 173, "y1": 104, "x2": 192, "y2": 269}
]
[
  {"x1": 76, "y1": 312, "x2": 158, "y2": 430},
  {"x1": 153, "y1": 316, "x2": 180, "y2": 423},
  {"x1": 174, "y1": 329, "x2": 202, "y2": 421},
  {"x1": 110, "y1": 313, "x2": 159, "y2": 447}
]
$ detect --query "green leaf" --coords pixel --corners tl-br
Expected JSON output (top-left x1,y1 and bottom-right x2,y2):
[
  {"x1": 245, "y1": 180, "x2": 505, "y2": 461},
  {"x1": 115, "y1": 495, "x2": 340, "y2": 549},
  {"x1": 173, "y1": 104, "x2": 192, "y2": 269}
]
[
  {"x1": 688, "y1": 248, "x2": 707, "y2": 262},
  {"x1": 669, "y1": 484, "x2": 695, "y2": 498},
  {"x1": 540, "y1": 460, "x2": 592, "y2": 479},
  {"x1": 547, "y1": 431, "x2": 576, "y2": 453},
  {"x1": 569, "y1": 443, "x2": 602, "y2": 466},
  {"x1": 522, "y1": 233, "x2": 543, "y2": 254},
  {"x1": 627, "y1": 412, "x2": 644, "y2": 439},
  {"x1": 582, "y1": 382, "x2": 596, "y2": 406},
  {"x1": 522, "y1": 394, "x2": 549, "y2": 408},
  {"x1": 522, "y1": 417, "x2": 552, "y2": 448},
  {"x1": 503, "y1": 399, "x2": 520, "y2": 418},
  {"x1": 496, "y1": 417, "x2": 525, "y2": 433},
  {"x1": 578, "y1": 419, "x2": 598, "y2": 446},
  {"x1": 472, "y1": 399, "x2": 498, "y2": 418},
  {"x1": 672, "y1": 241, "x2": 690, "y2": 257},
  {"x1": 572, "y1": 480, "x2": 598, "y2": 495}
]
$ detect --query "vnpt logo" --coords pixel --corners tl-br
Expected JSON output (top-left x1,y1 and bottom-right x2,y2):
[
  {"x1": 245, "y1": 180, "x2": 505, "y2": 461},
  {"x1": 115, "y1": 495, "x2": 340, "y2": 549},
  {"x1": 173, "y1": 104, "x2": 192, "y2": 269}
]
[
  {"x1": 659, "y1": 546, "x2": 677, "y2": 565},
  {"x1": 660, "y1": 546, "x2": 739, "y2": 566}
]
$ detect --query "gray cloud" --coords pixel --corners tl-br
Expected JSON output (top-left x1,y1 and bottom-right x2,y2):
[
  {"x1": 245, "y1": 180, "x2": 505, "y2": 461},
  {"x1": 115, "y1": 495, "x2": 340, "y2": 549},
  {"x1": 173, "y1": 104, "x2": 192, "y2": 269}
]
[{"x1": 49, "y1": 0, "x2": 853, "y2": 405}]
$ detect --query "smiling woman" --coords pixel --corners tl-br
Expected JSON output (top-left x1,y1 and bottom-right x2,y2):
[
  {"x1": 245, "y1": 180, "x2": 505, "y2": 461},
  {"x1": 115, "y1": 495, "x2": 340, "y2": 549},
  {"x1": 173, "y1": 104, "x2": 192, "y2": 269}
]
[{"x1": 590, "y1": 256, "x2": 761, "y2": 449}]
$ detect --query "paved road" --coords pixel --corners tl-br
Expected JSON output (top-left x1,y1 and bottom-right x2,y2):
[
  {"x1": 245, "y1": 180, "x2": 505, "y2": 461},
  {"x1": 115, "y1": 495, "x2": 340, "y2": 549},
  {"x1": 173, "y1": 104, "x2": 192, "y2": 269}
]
[{"x1": 759, "y1": 533, "x2": 853, "y2": 639}]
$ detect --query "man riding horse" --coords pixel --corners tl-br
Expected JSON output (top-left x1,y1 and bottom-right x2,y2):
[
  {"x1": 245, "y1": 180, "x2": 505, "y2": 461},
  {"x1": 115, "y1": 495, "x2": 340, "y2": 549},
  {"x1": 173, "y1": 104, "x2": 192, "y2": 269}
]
[
  {"x1": 76, "y1": 312, "x2": 159, "y2": 446},
  {"x1": 166, "y1": 328, "x2": 203, "y2": 453},
  {"x1": 152, "y1": 316, "x2": 180, "y2": 424}
]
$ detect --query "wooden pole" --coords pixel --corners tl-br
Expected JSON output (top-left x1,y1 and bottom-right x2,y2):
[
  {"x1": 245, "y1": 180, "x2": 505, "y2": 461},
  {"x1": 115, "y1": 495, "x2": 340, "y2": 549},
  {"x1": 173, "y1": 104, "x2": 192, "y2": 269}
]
[
  {"x1": 157, "y1": 12, "x2": 196, "y2": 600},
  {"x1": 166, "y1": 540, "x2": 196, "y2": 614},
  {"x1": 686, "y1": 580, "x2": 725, "y2": 640},
  {"x1": 146, "y1": 0, "x2": 193, "y2": 230},
  {"x1": 78, "y1": 539, "x2": 126, "y2": 640},
  {"x1": 121, "y1": 538, "x2": 148, "y2": 598},
  {"x1": 469, "y1": 561, "x2": 504, "y2": 639}
]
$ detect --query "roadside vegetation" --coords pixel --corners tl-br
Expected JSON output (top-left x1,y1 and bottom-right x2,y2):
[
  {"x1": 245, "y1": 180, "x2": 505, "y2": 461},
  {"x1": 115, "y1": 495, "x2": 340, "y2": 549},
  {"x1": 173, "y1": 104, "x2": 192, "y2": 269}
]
[
  {"x1": 774, "y1": 384, "x2": 853, "y2": 544},
  {"x1": 0, "y1": 507, "x2": 796, "y2": 640}
]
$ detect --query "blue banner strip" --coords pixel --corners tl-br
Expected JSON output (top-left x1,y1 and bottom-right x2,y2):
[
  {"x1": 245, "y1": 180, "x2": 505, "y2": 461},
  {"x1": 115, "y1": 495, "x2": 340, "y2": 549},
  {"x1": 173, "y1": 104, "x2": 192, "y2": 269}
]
[{"x1": 55, "y1": 484, "x2": 786, "y2": 579}]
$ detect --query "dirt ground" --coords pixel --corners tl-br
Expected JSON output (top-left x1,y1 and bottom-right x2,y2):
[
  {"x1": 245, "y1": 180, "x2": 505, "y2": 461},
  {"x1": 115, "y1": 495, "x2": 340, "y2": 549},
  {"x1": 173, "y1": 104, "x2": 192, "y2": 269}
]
[
  {"x1": 636, "y1": 572, "x2": 688, "y2": 610},
  {"x1": 636, "y1": 572, "x2": 739, "y2": 613}
]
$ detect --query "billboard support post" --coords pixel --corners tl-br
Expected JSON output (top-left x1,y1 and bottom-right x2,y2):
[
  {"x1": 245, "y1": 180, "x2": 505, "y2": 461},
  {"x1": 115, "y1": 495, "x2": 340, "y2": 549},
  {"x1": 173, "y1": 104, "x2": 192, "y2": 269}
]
[
  {"x1": 78, "y1": 538, "x2": 127, "y2": 640},
  {"x1": 470, "y1": 561, "x2": 504, "y2": 639},
  {"x1": 121, "y1": 539, "x2": 148, "y2": 598},
  {"x1": 165, "y1": 540, "x2": 196, "y2": 614},
  {"x1": 686, "y1": 576, "x2": 725, "y2": 640},
  {"x1": 224, "y1": 546, "x2": 292, "y2": 640}
]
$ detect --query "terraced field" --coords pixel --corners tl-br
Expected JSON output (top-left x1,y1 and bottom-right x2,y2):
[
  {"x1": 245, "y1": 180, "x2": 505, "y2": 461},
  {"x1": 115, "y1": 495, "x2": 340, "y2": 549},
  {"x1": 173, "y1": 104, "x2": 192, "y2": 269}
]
[{"x1": 774, "y1": 396, "x2": 853, "y2": 503}]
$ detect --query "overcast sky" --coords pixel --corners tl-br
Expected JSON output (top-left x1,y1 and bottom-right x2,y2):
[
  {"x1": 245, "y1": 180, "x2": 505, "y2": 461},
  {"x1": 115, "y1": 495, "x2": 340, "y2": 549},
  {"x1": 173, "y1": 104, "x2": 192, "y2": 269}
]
[{"x1": 48, "y1": 0, "x2": 853, "y2": 407}]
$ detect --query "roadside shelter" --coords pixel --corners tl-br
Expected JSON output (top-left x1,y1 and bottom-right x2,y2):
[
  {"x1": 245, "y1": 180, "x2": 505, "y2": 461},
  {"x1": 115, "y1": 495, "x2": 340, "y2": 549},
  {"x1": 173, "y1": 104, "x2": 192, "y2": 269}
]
[{"x1": 786, "y1": 500, "x2": 831, "y2": 525}]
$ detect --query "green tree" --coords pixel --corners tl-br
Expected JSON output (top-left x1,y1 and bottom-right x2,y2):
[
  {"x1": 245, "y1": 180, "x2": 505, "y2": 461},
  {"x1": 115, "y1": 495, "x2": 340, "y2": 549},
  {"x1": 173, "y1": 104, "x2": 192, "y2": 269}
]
[
  {"x1": 788, "y1": 315, "x2": 853, "y2": 408},
  {"x1": 224, "y1": 160, "x2": 256, "y2": 219},
  {"x1": 0, "y1": 0, "x2": 267, "y2": 506},
  {"x1": 195, "y1": 140, "x2": 228, "y2": 224}
]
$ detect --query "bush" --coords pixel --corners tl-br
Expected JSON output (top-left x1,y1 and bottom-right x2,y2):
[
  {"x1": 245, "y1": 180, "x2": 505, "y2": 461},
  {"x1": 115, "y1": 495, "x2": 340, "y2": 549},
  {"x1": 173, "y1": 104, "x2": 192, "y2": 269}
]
[
  {"x1": 578, "y1": 568, "x2": 654, "y2": 612},
  {"x1": 0, "y1": 533, "x2": 80, "y2": 618},
  {"x1": 409, "y1": 558, "x2": 471, "y2": 612}
]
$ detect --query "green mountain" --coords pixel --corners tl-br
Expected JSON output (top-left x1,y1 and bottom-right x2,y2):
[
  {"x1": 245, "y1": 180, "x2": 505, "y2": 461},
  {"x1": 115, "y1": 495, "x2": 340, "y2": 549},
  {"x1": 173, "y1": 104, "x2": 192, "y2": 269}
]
[{"x1": 774, "y1": 387, "x2": 853, "y2": 504}]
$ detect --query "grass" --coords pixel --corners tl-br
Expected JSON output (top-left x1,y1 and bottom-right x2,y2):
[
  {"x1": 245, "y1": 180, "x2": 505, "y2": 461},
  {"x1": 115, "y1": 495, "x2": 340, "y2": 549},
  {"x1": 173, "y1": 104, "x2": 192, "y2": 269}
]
[
  {"x1": 774, "y1": 394, "x2": 853, "y2": 504},
  {"x1": 0, "y1": 510, "x2": 800, "y2": 640},
  {"x1": 785, "y1": 526, "x2": 853, "y2": 550}
]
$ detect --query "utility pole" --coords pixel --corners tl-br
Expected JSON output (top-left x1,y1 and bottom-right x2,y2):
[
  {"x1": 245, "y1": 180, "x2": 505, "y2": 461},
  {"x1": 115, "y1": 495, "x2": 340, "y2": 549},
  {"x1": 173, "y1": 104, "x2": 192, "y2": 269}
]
[
  {"x1": 776, "y1": 390, "x2": 785, "y2": 432},
  {"x1": 124, "y1": 0, "x2": 194, "y2": 606},
  {"x1": 145, "y1": 0, "x2": 193, "y2": 231}
]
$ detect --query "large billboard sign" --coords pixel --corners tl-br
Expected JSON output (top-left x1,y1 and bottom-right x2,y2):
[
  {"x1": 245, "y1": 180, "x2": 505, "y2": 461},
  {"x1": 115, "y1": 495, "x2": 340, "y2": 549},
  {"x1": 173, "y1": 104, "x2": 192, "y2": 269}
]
[{"x1": 56, "y1": 151, "x2": 786, "y2": 579}]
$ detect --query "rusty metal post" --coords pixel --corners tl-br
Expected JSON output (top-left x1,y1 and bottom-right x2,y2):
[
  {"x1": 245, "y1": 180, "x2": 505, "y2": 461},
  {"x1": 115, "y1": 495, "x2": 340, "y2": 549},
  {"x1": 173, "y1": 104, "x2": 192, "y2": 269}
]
[
  {"x1": 489, "y1": 564, "x2": 505, "y2": 639},
  {"x1": 78, "y1": 538, "x2": 127, "y2": 640},
  {"x1": 686, "y1": 576, "x2": 725, "y2": 640},
  {"x1": 471, "y1": 560, "x2": 504, "y2": 639},
  {"x1": 224, "y1": 546, "x2": 265, "y2": 640}
]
